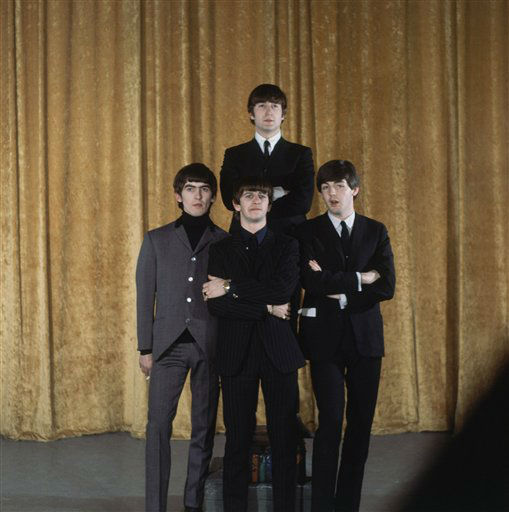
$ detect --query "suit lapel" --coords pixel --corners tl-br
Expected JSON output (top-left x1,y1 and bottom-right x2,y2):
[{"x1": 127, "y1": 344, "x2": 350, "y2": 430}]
[
  {"x1": 348, "y1": 214, "x2": 365, "y2": 269},
  {"x1": 231, "y1": 231, "x2": 252, "y2": 274},
  {"x1": 172, "y1": 222, "x2": 219, "y2": 256},
  {"x1": 248, "y1": 138, "x2": 266, "y2": 161},
  {"x1": 171, "y1": 223, "x2": 192, "y2": 252},
  {"x1": 266, "y1": 138, "x2": 290, "y2": 176},
  {"x1": 268, "y1": 137, "x2": 286, "y2": 162},
  {"x1": 254, "y1": 229, "x2": 276, "y2": 276},
  {"x1": 194, "y1": 225, "x2": 214, "y2": 255},
  {"x1": 316, "y1": 213, "x2": 346, "y2": 268}
]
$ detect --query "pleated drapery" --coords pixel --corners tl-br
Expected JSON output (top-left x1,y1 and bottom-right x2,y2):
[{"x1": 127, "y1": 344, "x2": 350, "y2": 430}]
[{"x1": 1, "y1": 0, "x2": 508, "y2": 440}]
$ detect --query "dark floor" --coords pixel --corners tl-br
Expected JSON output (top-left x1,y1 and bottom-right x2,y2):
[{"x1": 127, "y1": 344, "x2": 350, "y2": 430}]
[{"x1": 1, "y1": 431, "x2": 450, "y2": 512}]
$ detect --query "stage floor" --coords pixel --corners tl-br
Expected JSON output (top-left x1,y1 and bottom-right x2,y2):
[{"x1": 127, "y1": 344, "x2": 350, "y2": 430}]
[{"x1": 1, "y1": 431, "x2": 449, "y2": 511}]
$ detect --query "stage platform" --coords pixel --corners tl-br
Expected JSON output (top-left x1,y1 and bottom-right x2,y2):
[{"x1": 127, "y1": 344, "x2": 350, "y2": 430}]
[{"x1": 1, "y1": 431, "x2": 449, "y2": 512}]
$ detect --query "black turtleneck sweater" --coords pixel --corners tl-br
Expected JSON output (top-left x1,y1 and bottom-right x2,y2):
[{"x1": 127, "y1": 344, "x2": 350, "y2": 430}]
[{"x1": 176, "y1": 211, "x2": 213, "y2": 250}]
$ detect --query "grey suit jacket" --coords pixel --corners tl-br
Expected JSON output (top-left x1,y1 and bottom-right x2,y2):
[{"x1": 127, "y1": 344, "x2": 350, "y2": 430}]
[{"x1": 136, "y1": 220, "x2": 228, "y2": 361}]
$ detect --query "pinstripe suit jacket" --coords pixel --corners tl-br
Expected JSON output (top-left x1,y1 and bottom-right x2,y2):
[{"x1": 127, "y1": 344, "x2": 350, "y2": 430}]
[{"x1": 207, "y1": 229, "x2": 305, "y2": 375}]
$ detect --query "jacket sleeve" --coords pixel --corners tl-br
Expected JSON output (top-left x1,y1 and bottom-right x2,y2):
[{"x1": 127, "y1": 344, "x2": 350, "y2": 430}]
[
  {"x1": 219, "y1": 148, "x2": 237, "y2": 212},
  {"x1": 228, "y1": 238, "x2": 300, "y2": 304},
  {"x1": 268, "y1": 146, "x2": 314, "y2": 218},
  {"x1": 346, "y1": 226, "x2": 396, "y2": 311},
  {"x1": 298, "y1": 230, "x2": 359, "y2": 295},
  {"x1": 135, "y1": 232, "x2": 156, "y2": 351},
  {"x1": 207, "y1": 242, "x2": 268, "y2": 320}
]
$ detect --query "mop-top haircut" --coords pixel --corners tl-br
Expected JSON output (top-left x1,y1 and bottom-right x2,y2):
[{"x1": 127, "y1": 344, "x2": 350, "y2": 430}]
[
  {"x1": 247, "y1": 83, "x2": 288, "y2": 122},
  {"x1": 316, "y1": 159, "x2": 360, "y2": 192},
  {"x1": 232, "y1": 175, "x2": 274, "y2": 206},
  {"x1": 173, "y1": 163, "x2": 218, "y2": 210}
]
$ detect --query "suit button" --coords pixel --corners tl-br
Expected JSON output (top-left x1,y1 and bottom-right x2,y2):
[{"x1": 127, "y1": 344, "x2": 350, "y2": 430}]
[
  {"x1": 191, "y1": 256, "x2": 196, "y2": 262},
  {"x1": 188, "y1": 276, "x2": 194, "y2": 281},
  {"x1": 185, "y1": 318, "x2": 190, "y2": 324},
  {"x1": 186, "y1": 297, "x2": 192, "y2": 302}
]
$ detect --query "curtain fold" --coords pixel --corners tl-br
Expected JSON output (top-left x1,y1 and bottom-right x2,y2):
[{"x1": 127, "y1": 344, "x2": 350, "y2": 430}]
[{"x1": 1, "y1": 0, "x2": 507, "y2": 440}]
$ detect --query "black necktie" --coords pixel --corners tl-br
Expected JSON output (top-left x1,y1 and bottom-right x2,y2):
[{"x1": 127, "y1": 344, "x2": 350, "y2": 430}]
[
  {"x1": 340, "y1": 221, "x2": 351, "y2": 258},
  {"x1": 263, "y1": 140, "x2": 270, "y2": 160}
]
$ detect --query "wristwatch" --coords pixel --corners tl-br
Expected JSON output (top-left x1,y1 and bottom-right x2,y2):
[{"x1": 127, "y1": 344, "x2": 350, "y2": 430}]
[{"x1": 223, "y1": 279, "x2": 231, "y2": 294}]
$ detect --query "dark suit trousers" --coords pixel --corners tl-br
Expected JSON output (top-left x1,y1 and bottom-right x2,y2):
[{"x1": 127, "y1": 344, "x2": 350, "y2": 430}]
[
  {"x1": 310, "y1": 316, "x2": 381, "y2": 512},
  {"x1": 146, "y1": 341, "x2": 219, "y2": 512},
  {"x1": 221, "y1": 336, "x2": 299, "y2": 512}
]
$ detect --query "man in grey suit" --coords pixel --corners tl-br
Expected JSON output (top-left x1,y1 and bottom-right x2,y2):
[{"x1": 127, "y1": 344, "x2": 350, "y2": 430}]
[{"x1": 136, "y1": 163, "x2": 228, "y2": 512}]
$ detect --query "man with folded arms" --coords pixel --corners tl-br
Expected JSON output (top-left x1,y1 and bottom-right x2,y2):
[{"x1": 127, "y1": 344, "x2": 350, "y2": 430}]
[
  {"x1": 203, "y1": 176, "x2": 305, "y2": 512},
  {"x1": 296, "y1": 160, "x2": 396, "y2": 512},
  {"x1": 220, "y1": 83, "x2": 314, "y2": 235},
  {"x1": 220, "y1": 83, "x2": 314, "y2": 335}
]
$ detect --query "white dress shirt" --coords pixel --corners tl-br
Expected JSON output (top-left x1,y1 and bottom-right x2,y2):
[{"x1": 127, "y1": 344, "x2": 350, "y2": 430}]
[
  {"x1": 254, "y1": 130, "x2": 281, "y2": 154},
  {"x1": 327, "y1": 211, "x2": 362, "y2": 309},
  {"x1": 254, "y1": 131, "x2": 287, "y2": 200}
]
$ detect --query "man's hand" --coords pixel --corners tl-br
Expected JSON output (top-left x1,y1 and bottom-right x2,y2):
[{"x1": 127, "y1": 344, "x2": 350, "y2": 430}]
[
  {"x1": 312, "y1": 260, "x2": 339, "y2": 298},
  {"x1": 139, "y1": 353, "x2": 153, "y2": 377},
  {"x1": 202, "y1": 275, "x2": 227, "y2": 300},
  {"x1": 360, "y1": 270, "x2": 381, "y2": 285},
  {"x1": 309, "y1": 259, "x2": 322, "y2": 272},
  {"x1": 267, "y1": 303, "x2": 291, "y2": 320}
]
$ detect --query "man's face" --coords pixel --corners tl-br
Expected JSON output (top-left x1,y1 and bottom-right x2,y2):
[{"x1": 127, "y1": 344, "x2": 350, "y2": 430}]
[
  {"x1": 250, "y1": 101, "x2": 284, "y2": 137},
  {"x1": 320, "y1": 180, "x2": 359, "y2": 218},
  {"x1": 175, "y1": 181, "x2": 214, "y2": 217},
  {"x1": 233, "y1": 190, "x2": 270, "y2": 225}
]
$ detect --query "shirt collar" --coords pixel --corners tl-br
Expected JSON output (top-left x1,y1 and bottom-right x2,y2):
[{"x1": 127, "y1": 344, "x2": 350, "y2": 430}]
[
  {"x1": 240, "y1": 224, "x2": 268, "y2": 245},
  {"x1": 327, "y1": 210, "x2": 355, "y2": 233},
  {"x1": 254, "y1": 131, "x2": 282, "y2": 154}
]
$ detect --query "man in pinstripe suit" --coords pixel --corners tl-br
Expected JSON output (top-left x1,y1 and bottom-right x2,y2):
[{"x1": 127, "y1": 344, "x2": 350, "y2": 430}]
[{"x1": 203, "y1": 176, "x2": 305, "y2": 512}]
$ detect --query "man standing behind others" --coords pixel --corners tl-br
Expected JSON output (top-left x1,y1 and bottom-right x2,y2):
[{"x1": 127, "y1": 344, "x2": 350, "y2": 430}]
[
  {"x1": 296, "y1": 160, "x2": 396, "y2": 512},
  {"x1": 220, "y1": 83, "x2": 314, "y2": 235},
  {"x1": 136, "y1": 164, "x2": 228, "y2": 512},
  {"x1": 202, "y1": 176, "x2": 305, "y2": 512}
]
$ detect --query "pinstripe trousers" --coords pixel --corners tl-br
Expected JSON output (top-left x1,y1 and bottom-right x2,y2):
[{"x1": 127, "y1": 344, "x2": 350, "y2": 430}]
[{"x1": 221, "y1": 335, "x2": 299, "y2": 512}]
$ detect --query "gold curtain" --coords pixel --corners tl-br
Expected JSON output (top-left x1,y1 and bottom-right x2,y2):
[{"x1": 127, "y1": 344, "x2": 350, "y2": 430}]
[{"x1": 1, "y1": 0, "x2": 507, "y2": 440}]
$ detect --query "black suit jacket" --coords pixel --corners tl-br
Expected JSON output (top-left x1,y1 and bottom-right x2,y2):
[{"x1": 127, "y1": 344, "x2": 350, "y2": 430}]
[
  {"x1": 220, "y1": 137, "x2": 314, "y2": 233},
  {"x1": 207, "y1": 229, "x2": 306, "y2": 375},
  {"x1": 296, "y1": 213, "x2": 396, "y2": 360}
]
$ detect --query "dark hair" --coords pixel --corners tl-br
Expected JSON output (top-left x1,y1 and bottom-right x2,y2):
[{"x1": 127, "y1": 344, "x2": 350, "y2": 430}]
[
  {"x1": 316, "y1": 160, "x2": 360, "y2": 192},
  {"x1": 232, "y1": 176, "x2": 273, "y2": 206},
  {"x1": 173, "y1": 163, "x2": 217, "y2": 210},
  {"x1": 247, "y1": 84, "x2": 287, "y2": 123}
]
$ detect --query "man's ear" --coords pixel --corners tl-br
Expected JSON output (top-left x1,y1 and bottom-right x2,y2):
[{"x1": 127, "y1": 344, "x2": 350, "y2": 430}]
[
  {"x1": 352, "y1": 187, "x2": 359, "y2": 197},
  {"x1": 175, "y1": 192, "x2": 182, "y2": 204},
  {"x1": 233, "y1": 201, "x2": 241, "y2": 212}
]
